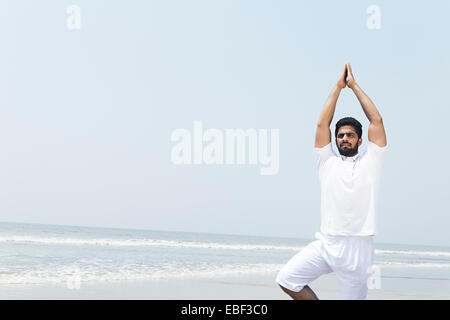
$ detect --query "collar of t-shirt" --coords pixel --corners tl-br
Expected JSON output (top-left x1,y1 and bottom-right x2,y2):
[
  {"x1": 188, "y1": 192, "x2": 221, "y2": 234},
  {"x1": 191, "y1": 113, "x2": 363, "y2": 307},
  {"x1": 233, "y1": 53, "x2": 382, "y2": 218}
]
[{"x1": 340, "y1": 152, "x2": 360, "y2": 162}]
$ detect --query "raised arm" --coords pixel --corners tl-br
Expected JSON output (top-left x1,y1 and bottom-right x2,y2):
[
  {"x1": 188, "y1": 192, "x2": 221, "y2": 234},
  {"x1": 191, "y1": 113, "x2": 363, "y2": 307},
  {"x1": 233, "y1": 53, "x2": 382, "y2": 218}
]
[
  {"x1": 314, "y1": 65, "x2": 347, "y2": 148},
  {"x1": 346, "y1": 63, "x2": 387, "y2": 147}
]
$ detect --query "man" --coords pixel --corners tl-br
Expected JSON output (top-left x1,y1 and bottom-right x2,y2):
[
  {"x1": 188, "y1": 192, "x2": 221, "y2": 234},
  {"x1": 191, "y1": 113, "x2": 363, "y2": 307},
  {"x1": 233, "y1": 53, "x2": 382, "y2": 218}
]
[{"x1": 276, "y1": 62, "x2": 387, "y2": 300}]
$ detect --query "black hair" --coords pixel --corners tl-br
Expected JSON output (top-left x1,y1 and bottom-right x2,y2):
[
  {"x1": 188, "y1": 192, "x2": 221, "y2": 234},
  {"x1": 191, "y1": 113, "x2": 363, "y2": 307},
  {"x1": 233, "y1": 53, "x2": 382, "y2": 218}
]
[{"x1": 335, "y1": 117, "x2": 362, "y2": 139}]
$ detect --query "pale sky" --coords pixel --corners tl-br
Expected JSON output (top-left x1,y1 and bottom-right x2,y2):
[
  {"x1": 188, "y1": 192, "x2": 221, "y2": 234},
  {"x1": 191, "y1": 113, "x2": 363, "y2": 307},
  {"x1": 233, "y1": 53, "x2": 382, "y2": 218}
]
[{"x1": 0, "y1": 1, "x2": 449, "y2": 246}]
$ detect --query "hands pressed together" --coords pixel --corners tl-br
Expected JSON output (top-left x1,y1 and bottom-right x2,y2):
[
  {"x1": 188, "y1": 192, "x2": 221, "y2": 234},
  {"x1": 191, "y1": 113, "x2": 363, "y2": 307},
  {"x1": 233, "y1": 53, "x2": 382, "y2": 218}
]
[{"x1": 337, "y1": 62, "x2": 356, "y2": 89}]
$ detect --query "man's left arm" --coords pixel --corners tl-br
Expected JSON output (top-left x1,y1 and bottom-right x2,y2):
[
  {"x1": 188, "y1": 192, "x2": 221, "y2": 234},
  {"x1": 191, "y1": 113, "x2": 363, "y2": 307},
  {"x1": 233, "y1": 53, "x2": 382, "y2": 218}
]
[{"x1": 346, "y1": 63, "x2": 387, "y2": 147}]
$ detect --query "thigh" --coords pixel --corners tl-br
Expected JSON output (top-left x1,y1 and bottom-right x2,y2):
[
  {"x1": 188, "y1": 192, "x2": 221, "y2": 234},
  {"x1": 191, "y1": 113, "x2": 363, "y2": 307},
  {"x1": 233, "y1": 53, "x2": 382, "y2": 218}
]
[
  {"x1": 337, "y1": 280, "x2": 369, "y2": 300},
  {"x1": 334, "y1": 238, "x2": 374, "y2": 300},
  {"x1": 276, "y1": 240, "x2": 332, "y2": 292}
]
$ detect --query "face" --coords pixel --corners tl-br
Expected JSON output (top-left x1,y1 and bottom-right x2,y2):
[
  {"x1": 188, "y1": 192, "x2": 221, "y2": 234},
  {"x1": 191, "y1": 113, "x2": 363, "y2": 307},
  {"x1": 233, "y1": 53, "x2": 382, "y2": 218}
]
[{"x1": 336, "y1": 125, "x2": 362, "y2": 157}]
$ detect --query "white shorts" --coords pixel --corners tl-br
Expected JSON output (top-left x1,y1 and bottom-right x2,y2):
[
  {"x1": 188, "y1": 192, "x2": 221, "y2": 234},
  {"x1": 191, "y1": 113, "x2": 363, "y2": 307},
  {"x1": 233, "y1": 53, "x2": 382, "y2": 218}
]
[{"x1": 276, "y1": 232, "x2": 374, "y2": 300}]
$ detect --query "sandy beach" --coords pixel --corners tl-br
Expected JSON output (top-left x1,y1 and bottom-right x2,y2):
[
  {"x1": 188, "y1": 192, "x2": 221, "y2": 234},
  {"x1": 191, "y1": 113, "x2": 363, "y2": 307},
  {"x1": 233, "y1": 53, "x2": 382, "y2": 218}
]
[{"x1": 1, "y1": 269, "x2": 449, "y2": 300}]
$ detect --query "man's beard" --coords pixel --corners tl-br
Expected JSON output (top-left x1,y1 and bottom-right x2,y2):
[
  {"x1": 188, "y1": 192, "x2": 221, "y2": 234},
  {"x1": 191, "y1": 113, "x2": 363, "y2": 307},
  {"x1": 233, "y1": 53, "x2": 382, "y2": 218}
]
[{"x1": 337, "y1": 143, "x2": 358, "y2": 157}]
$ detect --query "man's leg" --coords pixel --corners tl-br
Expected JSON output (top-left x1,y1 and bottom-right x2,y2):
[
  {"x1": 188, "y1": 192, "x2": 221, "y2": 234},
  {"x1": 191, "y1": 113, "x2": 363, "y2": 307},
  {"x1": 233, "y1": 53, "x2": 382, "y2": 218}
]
[
  {"x1": 278, "y1": 284, "x2": 319, "y2": 300},
  {"x1": 275, "y1": 239, "x2": 331, "y2": 300},
  {"x1": 337, "y1": 279, "x2": 368, "y2": 300},
  {"x1": 334, "y1": 236, "x2": 374, "y2": 300}
]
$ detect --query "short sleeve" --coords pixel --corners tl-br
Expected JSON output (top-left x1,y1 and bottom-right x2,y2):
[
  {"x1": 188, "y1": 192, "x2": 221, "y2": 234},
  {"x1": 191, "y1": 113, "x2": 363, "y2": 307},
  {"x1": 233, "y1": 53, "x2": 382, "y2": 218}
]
[
  {"x1": 313, "y1": 143, "x2": 334, "y2": 170},
  {"x1": 366, "y1": 141, "x2": 387, "y2": 172}
]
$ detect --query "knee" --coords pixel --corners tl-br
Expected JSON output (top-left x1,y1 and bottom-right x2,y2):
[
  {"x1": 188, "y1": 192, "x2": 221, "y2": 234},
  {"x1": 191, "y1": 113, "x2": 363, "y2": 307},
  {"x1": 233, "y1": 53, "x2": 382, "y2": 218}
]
[
  {"x1": 275, "y1": 270, "x2": 293, "y2": 293},
  {"x1": 278, "y1": 284, "x2": 292, "y2": 294},
  {"x1": 275, "y1": 267, "x2": 287, "y2": 282}
]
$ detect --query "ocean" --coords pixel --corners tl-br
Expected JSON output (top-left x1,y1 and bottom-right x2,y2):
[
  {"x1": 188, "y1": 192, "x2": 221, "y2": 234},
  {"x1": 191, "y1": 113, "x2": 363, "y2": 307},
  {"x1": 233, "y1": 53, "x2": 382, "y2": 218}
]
[{"x1": 1, "y1": 222, "x2": 449, "y2": 292}]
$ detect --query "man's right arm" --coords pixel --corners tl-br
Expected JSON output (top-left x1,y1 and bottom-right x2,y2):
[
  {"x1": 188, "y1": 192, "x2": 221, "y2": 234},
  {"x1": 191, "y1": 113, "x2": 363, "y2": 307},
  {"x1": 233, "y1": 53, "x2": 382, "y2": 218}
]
[{"x1": 314, "y1": 65, "x2": 347, "y2": 148}]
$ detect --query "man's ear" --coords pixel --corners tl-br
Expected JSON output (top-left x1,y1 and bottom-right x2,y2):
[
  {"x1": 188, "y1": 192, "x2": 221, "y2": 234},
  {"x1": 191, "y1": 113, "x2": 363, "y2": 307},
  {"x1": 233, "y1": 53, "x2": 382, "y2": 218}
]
[{"x1": 358, "y1": 138, "x2": 362, "y2": 147}]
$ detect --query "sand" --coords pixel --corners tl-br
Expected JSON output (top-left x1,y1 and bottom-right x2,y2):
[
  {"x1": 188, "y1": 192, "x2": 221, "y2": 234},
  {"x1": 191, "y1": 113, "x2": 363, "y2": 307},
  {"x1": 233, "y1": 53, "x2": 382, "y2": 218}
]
[{"x1": 1, "y1": 269, "x2": 449, "y2": 300}]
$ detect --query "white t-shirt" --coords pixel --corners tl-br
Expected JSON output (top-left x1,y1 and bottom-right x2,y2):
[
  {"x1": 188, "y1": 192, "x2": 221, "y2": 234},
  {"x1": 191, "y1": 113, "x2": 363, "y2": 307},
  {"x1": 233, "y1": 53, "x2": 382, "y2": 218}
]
[{"x1": 314, "y1": 141, "x2": 387, "y2": 236}]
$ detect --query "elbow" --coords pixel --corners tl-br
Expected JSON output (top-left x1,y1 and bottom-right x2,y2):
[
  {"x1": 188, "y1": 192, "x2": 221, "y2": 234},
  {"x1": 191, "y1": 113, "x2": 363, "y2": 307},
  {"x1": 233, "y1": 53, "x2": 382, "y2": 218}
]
[
  {"x1": 371, "y1": 116, "x2": 383, "y2": 124},
  {"x1": 316, "y1": 122, "x2": 330, "y2": 129}
]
